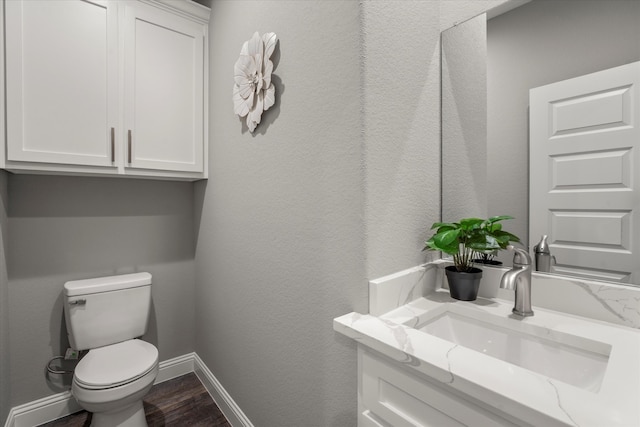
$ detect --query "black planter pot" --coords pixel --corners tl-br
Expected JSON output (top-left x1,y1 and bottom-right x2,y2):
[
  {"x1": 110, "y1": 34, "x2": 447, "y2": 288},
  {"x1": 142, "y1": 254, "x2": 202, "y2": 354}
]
[
  {"x1": 445, "y1": 266, "x2": 483, "y2": 301},
  {"x1": 473, "y1": 259, "x2": 503, "y2": 266}
]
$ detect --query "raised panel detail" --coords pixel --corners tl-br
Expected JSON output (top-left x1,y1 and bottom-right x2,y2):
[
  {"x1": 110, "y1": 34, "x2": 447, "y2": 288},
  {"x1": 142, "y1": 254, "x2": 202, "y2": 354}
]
[
  {"x1": 549, "y1": 210, "x2": 631, "y2": 250},
  {"x1": 359, "y1": 349, "x2": 516, "y2": 427},
  {"x1": 550, "y1": 148, "x2": 631, "y2": 190},
  {"x1": 5, "y1": 0, "x2": 117, "y2": 167},
  {"x1": 379, "y1": 379, "x2": 464, "y2": 427},
  {"x1": 124, "y1": 1, "x2": 205, "y2": 174},
  {"x1": 549, "y1": 86, "x2": 631, "y2": 137},
  {"x1": 133, "y1": 20, "x2": 196, "y2": 164}
]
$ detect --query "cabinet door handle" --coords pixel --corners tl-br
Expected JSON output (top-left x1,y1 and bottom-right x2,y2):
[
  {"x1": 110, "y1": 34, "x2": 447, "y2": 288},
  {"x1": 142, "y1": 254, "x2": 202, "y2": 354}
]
[
  {"x1": 127, "y1": 130, "x2": 132, "y2": 164},
  {"x1": 110, "y1": 127, "x2": 115, "y2": 162}
]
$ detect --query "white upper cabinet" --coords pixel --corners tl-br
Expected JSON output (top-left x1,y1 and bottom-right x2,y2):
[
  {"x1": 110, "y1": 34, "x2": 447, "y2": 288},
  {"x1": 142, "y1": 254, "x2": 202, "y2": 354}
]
[
  {"x1": 5, "y1": 0, "x2": 119, "y2": 169},
  {"x1": 123, "y1": 1, "x2": 204, "y2": 175},
  {"x1": 1, "y1": 0, "x2": 209, "y2": 180}
]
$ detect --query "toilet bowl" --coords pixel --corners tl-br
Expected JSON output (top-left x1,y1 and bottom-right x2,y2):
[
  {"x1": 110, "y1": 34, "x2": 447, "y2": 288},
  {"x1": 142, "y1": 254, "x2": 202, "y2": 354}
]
[
  {"x1": 71, "y1": 339, "x2": 159, "y2": 427},
  {"x1": 63, "y1": 273, "x2": 158, "y2": 427}
]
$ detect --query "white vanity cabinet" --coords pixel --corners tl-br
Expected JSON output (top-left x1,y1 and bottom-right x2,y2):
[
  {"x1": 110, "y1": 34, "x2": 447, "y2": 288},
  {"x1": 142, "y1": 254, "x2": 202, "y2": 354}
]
[
  {"x1": 2, "y1": 0, "x2": 209, "y2": 180},
  {"x1": 336, "y1": 288, "x2": 640, "y2": 427},
  {"x1": 358, "y1": 347, "x2": 519, "y2": 427}
]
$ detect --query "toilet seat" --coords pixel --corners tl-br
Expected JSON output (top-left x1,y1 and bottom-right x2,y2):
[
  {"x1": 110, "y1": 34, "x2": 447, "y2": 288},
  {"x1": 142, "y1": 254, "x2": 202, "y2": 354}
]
[{"x1": 74, "y1": 339, "x2": 158, "y2": 390}]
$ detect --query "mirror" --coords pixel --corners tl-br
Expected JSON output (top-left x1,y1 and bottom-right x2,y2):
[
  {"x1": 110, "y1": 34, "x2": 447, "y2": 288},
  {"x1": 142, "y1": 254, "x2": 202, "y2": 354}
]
[{"x1": 442, "y1": 0, "x2": 640, "y2": 285}]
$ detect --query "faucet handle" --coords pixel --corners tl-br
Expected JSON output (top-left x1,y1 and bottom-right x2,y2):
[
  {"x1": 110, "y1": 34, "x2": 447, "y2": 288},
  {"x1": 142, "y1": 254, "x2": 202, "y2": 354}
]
[{"x1": 507, "y1": 245, "x2": 532, "y2": 266}]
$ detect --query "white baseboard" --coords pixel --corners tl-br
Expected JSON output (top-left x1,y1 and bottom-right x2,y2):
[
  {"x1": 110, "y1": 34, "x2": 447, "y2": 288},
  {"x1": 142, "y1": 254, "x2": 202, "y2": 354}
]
[
  {"x1": 3, "y1": 391, "x2": 81, "y2": 427},
  {"x1": 155, "y1": 352, "x2": 195, "y2": 384},
  {"x1": 4, "y1": 352, "x2": 251, "y2": 427},
  {"x1": 193, "y1": 353, "x2": 254, "y2": 427}
]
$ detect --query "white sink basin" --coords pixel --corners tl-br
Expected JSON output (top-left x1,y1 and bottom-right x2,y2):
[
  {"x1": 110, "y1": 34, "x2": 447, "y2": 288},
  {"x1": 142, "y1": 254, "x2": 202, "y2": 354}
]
[
  {"x1": 412, "y1": 305, "x2": 611, "y2": 392},
  {"x1": 335, "y1": 290, "x2": 640, "y2": 427}
]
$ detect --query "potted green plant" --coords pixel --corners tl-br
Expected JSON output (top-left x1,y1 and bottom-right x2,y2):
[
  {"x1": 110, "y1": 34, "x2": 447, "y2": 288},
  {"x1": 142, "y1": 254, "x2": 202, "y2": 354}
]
[{"x1": 423, "y1": 215, "x2": 520, "y2": 301}]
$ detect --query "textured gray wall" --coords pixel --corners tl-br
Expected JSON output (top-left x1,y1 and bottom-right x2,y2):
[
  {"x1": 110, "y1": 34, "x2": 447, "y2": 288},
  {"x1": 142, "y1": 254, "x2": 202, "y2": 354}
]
[
  {"x1": 195, "y1": 0, "x2": 443, "y2": 425},
  {"x1": 195, "y1": 1, "x2": 366, "y2": 425},
  {"x1": 0, "y1": 172, "x2": 10, "y2": 425},
  {"x1": 7, "y1": 175, "x2": 196, "y2": 406},
  {"x1": 362, "y1": 0, "x2": 441, "y2": 278}
]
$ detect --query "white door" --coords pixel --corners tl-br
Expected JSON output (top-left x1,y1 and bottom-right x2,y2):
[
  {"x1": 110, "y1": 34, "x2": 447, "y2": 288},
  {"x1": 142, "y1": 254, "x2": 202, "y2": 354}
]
[
  {"x1": 5, "y1": 0, "x2": 118, "y2": 167},
  {"x1": 122, "y1": 2, "x2": 205, "y2": 173},
  {"x1": 530, "y1": 61, "x2": 640, "y2": 283}
]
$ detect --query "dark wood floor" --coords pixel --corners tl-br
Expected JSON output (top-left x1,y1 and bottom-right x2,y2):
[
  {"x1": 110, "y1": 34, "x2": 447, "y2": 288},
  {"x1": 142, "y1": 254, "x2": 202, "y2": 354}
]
[{"x1": 39, "y1": 373, "x2": 231, "y2": 427}]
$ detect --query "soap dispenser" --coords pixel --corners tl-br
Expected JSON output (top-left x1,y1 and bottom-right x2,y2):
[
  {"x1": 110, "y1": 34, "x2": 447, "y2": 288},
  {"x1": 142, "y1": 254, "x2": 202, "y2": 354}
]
[{"x1": 533, "y1": 235, "x2": 554, "y2": 272}]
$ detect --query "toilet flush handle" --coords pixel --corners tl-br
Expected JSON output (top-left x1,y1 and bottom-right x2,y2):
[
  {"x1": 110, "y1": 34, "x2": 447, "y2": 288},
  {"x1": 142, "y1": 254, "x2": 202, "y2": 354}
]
[{"x1": 69, "y1": 299, "x2": 86, "y2": 306}]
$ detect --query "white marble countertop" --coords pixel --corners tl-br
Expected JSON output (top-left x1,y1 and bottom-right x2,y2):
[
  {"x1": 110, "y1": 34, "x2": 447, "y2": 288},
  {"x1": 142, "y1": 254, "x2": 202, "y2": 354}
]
[{"x1": 334, "y1": 290, "x2": 640, "y2": 427}]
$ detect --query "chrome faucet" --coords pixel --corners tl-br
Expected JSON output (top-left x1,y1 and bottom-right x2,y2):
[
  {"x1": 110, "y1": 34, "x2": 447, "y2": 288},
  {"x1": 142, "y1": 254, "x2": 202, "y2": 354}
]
[
  {"x1": 500, "y1": 245, "x2": 534, "y2": 317},
  {"x1": 533, "y1": 235, "x2": 556, "y2": 272}
]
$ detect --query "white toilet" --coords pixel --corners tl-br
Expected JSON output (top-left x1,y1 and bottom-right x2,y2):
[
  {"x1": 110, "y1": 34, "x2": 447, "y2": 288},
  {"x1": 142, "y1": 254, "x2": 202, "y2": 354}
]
[{"x1": 63, "y1": 272, "x2": 159, "y2": 427}]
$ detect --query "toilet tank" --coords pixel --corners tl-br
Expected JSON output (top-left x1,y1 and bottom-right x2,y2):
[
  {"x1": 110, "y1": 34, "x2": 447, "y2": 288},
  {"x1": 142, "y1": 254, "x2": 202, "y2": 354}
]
[{"x1": 63, "y1": 272, "x2": 152, "y2": 351}]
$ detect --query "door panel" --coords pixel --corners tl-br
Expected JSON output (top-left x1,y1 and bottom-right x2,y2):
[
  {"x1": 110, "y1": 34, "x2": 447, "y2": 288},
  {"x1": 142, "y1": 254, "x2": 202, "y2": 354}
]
[
  {"x1": 5, "y1": 0, "x2": 117, "y2": 167},
  {"x1": 530, "y1": 61, "x2": 640, "y2": 283},
  {"x1": 123, "y1": 2, "x2": 204, "y2": 173}
]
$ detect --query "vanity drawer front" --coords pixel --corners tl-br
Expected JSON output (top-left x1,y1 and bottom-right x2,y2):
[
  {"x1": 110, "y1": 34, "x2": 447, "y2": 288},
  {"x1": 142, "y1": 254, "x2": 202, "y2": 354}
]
[{"x1": 359, "y1": 348, "x2": 516, "y2": 427}]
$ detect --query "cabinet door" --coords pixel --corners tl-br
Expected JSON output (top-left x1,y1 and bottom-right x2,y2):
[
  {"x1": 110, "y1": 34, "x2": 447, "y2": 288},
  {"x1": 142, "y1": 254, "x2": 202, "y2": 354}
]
[
  {"x1": 359, "y1": 348, "x2": 518, "y2": 427},
  {"x1": 123, "y1": 2, "x2": 205, "y2": 173},
  {"x1": 5, "y1": 0, "x2": 118, "y2": 167}
]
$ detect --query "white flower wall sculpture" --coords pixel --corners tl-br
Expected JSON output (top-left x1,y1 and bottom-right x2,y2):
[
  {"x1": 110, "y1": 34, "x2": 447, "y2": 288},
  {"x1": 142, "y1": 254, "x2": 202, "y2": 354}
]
[{"x1": 233, "y1": 32, "x2": 278, "y2": 133}]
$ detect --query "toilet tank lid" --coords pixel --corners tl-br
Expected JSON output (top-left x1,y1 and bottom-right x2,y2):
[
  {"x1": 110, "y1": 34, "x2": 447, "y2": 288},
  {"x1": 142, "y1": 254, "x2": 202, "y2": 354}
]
[{"x1": 64, "y1": 272, "x2": 152, "y2": 297}]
